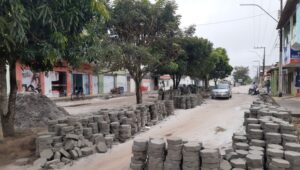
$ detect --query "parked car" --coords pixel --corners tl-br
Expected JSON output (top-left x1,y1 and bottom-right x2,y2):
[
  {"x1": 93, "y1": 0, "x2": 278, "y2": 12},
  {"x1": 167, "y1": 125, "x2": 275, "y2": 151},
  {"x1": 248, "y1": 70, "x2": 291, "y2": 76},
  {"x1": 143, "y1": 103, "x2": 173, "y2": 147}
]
[{"x1": 211, "y1": 83, "x2": 232, "y2": 99}]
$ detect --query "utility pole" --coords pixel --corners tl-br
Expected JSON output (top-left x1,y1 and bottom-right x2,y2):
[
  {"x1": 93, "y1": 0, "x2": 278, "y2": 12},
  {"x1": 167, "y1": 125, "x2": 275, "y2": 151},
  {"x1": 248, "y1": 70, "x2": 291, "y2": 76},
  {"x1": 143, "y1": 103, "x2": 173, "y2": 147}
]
[
  {"x1": 278, "y1": 0, "x2": 283, "y2": 97},
  {"x1": 254, "y1": 47, "x2": 266, "y2": 82}
]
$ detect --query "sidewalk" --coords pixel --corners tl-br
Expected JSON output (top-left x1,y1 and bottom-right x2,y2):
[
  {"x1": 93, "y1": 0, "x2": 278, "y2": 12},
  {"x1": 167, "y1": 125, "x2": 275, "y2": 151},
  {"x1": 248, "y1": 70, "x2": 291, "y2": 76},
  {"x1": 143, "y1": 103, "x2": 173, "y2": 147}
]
[{"x1": 273, "y1": 96, "x2": 300, "y2": 117}]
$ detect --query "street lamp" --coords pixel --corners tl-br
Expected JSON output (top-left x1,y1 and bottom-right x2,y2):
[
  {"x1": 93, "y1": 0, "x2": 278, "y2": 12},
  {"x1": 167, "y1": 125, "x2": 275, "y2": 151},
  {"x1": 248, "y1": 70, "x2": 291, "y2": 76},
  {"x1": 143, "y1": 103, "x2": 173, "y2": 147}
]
[{"x1": 240, "y1": 3, "x2": 283, "y2": 97}]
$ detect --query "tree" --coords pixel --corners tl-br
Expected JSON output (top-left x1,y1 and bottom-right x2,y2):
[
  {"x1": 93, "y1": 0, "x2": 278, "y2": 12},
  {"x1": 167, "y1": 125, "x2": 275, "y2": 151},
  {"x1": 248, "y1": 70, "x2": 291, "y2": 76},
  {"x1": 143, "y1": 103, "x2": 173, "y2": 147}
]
[
  {"x1": 0, "y1": 0, "x2": 109, "y2": 137},
  {"x1": 233, "y1": 66, "x2": 252, "y2": 85},
  {"x1": 97, "y1": 0, "x2": 180, "y2": 104},
  {"x1": 209, "y1": 48, "x2": 233, "y2": 86},
  {"x1": 154, "y1": 25, "x2": 213, "y2": 89}
]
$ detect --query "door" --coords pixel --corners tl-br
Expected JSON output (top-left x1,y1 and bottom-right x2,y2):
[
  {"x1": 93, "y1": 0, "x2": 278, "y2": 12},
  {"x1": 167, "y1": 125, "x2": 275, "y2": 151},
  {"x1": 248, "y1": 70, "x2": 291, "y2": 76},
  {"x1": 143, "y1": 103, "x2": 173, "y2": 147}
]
[
  {"x1": 82, "y1": 74, "x2": 90, "y2": 95},
  {"x1": 117, "y1": 75, "x2": 127, "y2": 92},
  {"x1": 104, "y1": 75, "x2": 114, "y2": 93},
  {"x1": 92, "y1": 75, "x2": 98, "y2": 95}
]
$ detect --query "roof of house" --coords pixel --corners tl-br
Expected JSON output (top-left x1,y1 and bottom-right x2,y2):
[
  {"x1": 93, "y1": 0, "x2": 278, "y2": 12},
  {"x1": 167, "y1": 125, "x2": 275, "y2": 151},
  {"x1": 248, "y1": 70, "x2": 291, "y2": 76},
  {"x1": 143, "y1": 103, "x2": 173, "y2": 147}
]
[{"x1": 277, "y1": 0, "x2": 299, "y2": 29}]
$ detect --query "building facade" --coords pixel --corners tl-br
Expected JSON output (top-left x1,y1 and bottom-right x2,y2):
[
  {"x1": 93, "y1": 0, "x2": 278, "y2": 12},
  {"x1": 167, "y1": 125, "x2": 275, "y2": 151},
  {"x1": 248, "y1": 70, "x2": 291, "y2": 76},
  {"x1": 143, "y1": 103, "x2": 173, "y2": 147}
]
[{"x1": 277, "y1": 0, "x2": 300, "y2": 96}]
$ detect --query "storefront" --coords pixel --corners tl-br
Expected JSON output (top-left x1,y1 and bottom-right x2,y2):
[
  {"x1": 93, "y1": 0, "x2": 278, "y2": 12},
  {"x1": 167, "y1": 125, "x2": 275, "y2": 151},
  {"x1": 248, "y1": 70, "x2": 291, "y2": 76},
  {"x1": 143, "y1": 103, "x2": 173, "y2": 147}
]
[{"x1": 16, "y1": 62, "x2": 97, "y2": 98}]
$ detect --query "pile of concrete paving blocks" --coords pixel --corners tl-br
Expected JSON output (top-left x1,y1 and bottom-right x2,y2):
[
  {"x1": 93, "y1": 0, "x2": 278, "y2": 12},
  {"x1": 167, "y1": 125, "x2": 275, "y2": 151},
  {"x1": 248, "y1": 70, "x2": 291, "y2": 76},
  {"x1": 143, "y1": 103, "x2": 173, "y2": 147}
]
[
  {"x1": 129, "y1": 137, "x2": 222, "y2": 170},
  {"x1": 173, "y1": 94, "x2": 202, "y2": 109},
  {"x1": 34, "y1": 100, "x2": 176, "y2": 169},
  {"x1": 224, "y1": 98, "x2": 300, "y2": 170}
]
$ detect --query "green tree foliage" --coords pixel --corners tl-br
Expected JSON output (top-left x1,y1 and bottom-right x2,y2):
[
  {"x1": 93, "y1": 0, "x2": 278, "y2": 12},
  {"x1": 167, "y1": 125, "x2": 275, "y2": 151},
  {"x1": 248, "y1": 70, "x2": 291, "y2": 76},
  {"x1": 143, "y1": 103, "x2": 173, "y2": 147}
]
[
  {"x1": 0, "y1": 0, "x2": 109, "y2": 137},
  {"x1": 155, "y1": 25, "x2": 213, "y2": 89},
  {"x1": 96, "y1": 0, "x2": 180, "y2": 104},
  {"x1": 233, "y1": 66, "x2": 252, "y2": 85},
  {"x1": 209, "y1": 48, "x2": 233, "y2": 86}
]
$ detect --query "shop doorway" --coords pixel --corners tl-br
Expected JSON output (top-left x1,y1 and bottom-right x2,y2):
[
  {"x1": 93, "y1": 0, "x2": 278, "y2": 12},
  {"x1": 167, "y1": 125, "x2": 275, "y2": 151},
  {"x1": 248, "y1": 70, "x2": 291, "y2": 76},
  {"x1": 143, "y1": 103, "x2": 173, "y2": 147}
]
[{"x1": 72, "y1": 74, "x2": 90, "y2": 95}]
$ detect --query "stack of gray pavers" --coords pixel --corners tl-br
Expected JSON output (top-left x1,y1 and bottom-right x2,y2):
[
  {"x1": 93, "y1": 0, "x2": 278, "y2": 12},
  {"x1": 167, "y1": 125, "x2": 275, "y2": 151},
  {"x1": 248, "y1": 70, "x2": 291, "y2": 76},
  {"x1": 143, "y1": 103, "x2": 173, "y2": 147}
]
[
  {"x1": 173, "y1": 94, "x2": 202, "y2": 109},
  {"x1": 200, "y1": 148, "x2": 221, "y2": 170},
  {"x1": 130, "y1": 138, "x2": 148, "y2": 170},
  {"x1": 164, "y1": 100, "x2": 175, "y2": 116},
  {"x1": 225, "y1": 97, "x2": 300, "y2": 170},
  {"x1": 148, "y1": 138, "x2": 166, "y2": 170},
  {"x1": 182, "y1": 141, "x2": 201, "y2": 170},
  {"x1": 164, "y1": 137, "x2": 183, "y2": 170},
  {"x1": 35, "y1": 99, "x2": 182, "y2": 169}
]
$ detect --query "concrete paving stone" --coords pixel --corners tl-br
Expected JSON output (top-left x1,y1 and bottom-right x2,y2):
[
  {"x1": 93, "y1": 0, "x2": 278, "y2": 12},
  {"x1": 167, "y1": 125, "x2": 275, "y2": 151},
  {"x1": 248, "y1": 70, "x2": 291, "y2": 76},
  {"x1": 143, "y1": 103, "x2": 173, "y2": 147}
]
[
  {"x1": 130, "y1": 162, "x2": 144, "y2": 170},
  {"x1": 166, "y1": 136, "x2": 183, "y2": 145},
  {"x1": 92, "y1": 133, "x2": 105, "y2": 144},
  {"x1": 282, "y1": 134, "x2": 299, "y2": 143},
  {"x1": 284, "y1": 143, "x2": 300, "y2": 152},
  {"x1": 70, "y1": 149, "x2": 78, "y2": 160},
  {"x1": 267, "y1": 148, "x2": 284, "y2": 158},
  {"x1": 61, "y1": 157, "x2": 72, "y2": 164},
  {"x1": 149, "y1": 138, "x2": 166, "y2": 149},
  {"x1": 265, "y1": 133, "x2": 282, "y2": 143},
  {"x1": 81, "y1": 147, "x2": 93, "y2": 156},
  {"x1": 268, "y1": 144, "x2": 284, "y2": 150},
  {"x1": 225, "y1": 147, "x2": 233, "y2": 155},
  {"x1": 234, "y1": 142, "x2": 249, "y2": 150},
  {"x1": 40, "y1": 149, "x2": 53, "y2": 159},
  {"x1": 200, "y1": 149, "x2": 220, "y2": 158},
  {"x1": 249, "y1": 146, "x2": 264, "y2": 151},
  {"x1": 183, "y1": 142, "x2": 201, "y2": 152},
  {"x1": 269, "y1": 163, "x2": 287, "y2": 170},
  {"x1": 225, "y1": 152, "x2": 239, "y2": 160},
  {"x1": 53, "y1": 151, "x2": 61, "y2": 160},
  {"x1": 14, "y1": 158, "x2": 29, "y2": 166},
  {"x1": 284, "y1": 151, "x2": 300, "y2": 165},
  {"x1": 59, "y1": 148, "x2": 71, "y2": 158},
  {"x1": 64, "y1": 139, "x2": 75, "y2": 150},
  {"x1": 132, "y1": 138, "x2": 148, "y2": 152},
  {"x1": 201, "y1": 162, "x2": 221, "y2": 168},
  {"x1": 230, "y1": 158, "x2": 246, "y2": 168},
  {"x1": 271, "y1": 158, "x2": 290, "y2": 168},
  {"x1": 246, "y1": 154, "x2": 263, "y2": 168},
  {"x1": 231, "y1": 168, "x2": 246, "y2": 170},
  {"x1": 249, "y1": 150, "x2": 264, "y2": 156},
  {"x1": 248, "y1": 124, "x2": 262, "y2": 130},
  {"x1": 250, "y1": 139, "x2": 266, "y2": 147},
  {"x1": 96, "y1": 142, "x2": 108, "y2": 153},
  {"x1": 246, "y1": 118, "x2": 259, "y2": 124},
  {"x1": 44, "y1": 159, "x2": 60, "y2": 168},
  {"x1": 65, "y1": 134, "x2": 79, "y2": 140},
  {"x1": 105, "y1": 136, "x2": 114, "y2": 148},
  {"x1": 236, "y1": 150, "x2": 248, "y2": 158},
  {"x1": 220, "y1": 159, "x2": 232, "y2": 170}
]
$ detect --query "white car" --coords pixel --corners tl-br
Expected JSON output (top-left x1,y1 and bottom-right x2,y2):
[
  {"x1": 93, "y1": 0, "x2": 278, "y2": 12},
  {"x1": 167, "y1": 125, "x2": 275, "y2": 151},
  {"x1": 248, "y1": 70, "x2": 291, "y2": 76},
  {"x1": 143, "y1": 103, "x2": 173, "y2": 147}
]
[{"x1": 211, "y1": 84, "x2": 232, "y2": 99}]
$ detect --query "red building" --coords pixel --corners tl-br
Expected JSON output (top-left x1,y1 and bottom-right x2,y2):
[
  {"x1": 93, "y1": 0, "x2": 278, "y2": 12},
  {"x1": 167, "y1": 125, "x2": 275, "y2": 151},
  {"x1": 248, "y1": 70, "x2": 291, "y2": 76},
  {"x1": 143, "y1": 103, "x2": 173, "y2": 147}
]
[{"x1": 16, "y1": 61, "x2": 97, "y2": 98}]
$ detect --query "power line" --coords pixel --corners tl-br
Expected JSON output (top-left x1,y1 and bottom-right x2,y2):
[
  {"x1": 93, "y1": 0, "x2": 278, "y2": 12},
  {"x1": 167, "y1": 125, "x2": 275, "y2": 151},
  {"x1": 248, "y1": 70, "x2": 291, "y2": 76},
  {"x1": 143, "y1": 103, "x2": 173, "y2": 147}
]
[{"x1": 196, "y1": 11, "x2": 276, "y2": 26}]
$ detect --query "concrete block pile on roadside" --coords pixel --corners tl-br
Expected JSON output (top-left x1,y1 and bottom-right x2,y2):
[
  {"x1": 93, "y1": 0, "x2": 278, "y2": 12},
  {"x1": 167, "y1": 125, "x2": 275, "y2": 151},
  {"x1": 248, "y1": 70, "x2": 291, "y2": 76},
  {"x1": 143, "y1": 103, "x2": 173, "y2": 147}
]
[
  {"x1": 34, "y1": 100, "x2": 176, "y2": 169},
  {"x1": 159, "y1": 88, "x2": 204, "y2": 109},
  {"x1": 130, "y1": 137, "x2": 223, "y2": 170},
  {"x1": 226, "y1": 96, "x2": 300, "y2": 170}
]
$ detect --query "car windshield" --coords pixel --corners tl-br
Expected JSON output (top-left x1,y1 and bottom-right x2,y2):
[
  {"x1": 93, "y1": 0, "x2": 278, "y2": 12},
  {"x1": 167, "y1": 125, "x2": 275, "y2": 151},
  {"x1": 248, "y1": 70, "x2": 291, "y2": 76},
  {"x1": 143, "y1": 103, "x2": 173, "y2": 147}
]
[{"x1": 216, "y1": 84, "x2": 229, "y2": 89}]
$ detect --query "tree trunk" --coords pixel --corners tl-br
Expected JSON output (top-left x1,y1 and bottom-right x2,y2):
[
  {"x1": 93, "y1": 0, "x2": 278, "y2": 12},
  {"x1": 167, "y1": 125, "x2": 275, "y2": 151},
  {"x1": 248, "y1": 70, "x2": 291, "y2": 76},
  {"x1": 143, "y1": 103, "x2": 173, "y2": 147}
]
[
  {"x1": 204, "y1": 75, "x2": 209, "y2": 89},
  {"x1": 1, "y1": 60, "x2": 17, "y2": 137},
  {"x1": 0, "y1": 60, "x2": 7, "y2": 140},
  {"x1": 134, "y1": 78, "x2": 142, "y2": 104},
  {"x1": 175, "y1": 75, "x2": 181, "y2": 89},
  {"x1": 214, "y1": 79, "x2": 217, "y2": 87}
]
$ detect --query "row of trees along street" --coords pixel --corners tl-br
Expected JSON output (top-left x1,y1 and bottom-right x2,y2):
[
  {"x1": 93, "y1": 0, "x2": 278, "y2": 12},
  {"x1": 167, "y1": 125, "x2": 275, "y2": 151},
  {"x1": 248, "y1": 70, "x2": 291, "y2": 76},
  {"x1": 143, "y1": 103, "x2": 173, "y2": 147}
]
[{"x1": 0, "y1": 0, "x2": 233, "y2": 139}]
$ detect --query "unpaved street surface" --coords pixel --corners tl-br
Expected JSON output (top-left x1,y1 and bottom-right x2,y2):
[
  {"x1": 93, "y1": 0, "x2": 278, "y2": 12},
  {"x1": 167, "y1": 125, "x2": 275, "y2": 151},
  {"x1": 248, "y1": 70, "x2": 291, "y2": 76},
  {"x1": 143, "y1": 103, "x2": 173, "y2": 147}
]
[
  {"x1": 56, "y1": 93, "x2": 157, "y2": 115},
  {"x1": 60, "y1": 86, "x2": 254, "y2": 170}
]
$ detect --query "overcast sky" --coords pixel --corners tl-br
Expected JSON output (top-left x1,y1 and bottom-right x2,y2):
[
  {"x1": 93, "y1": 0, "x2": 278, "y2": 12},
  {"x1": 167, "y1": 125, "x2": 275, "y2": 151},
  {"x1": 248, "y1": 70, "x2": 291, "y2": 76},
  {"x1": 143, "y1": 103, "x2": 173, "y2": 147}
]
[{"x1": 172, "y1": 0, "x2": 282, "y2": 77}]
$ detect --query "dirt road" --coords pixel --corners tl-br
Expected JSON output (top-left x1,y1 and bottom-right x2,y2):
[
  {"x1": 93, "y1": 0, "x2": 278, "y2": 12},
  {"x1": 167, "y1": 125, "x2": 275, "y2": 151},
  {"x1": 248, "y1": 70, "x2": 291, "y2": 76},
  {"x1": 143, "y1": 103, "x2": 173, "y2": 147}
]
[
  {"x1": 60, "y1": 86, "x2": 254, "y2": 170},
  {"x1": 56, "y1": 93, "x2": 157, "y2": 115}
]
